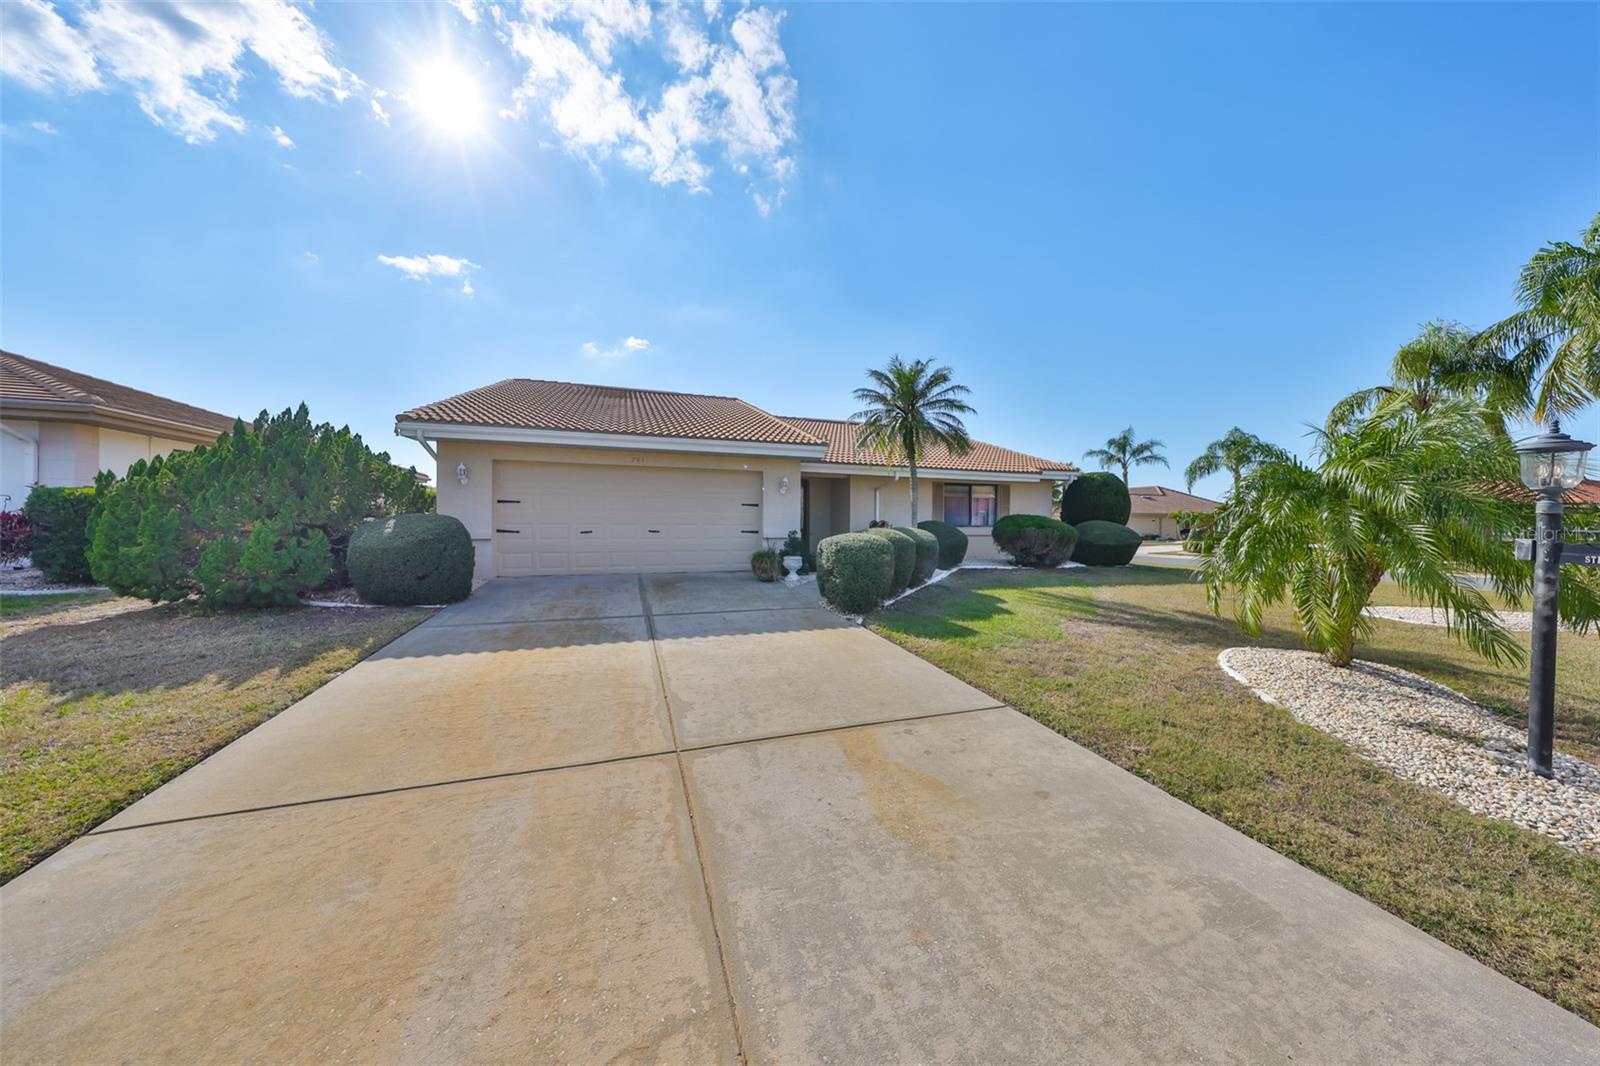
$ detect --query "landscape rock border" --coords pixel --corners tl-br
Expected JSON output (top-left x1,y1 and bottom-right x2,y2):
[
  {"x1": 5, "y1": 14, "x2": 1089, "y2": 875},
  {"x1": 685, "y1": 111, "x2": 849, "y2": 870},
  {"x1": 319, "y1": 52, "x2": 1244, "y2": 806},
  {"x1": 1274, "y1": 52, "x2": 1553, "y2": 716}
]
[{"x1": 1219, "y1": 646, "x2": 1598, "y2": 853}]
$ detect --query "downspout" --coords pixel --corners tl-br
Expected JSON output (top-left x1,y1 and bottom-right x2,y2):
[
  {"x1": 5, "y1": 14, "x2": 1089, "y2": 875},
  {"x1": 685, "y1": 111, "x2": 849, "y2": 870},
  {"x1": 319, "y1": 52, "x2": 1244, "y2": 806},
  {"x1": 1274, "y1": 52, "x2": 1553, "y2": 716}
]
[
  {"x1": 872, "y1": 469, "x2": 902, "y2": 523},
  {"x1": 398, "y1": 425, "x2": 439, "y2": 461}
]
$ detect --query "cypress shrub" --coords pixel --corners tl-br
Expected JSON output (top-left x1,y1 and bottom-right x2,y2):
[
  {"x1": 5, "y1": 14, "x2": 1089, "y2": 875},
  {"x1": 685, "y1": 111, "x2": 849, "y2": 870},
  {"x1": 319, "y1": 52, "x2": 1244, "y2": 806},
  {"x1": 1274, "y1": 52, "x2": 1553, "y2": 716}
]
[
  {"x1": 1061, "y1": 472, "x2": 1131, "y2": 525},
  {"x1": 24, "y1": 486, "x2": 97, "y2": 584},
  {"x1": 87, "y1": 405, "x2": 433, "y2": 606},
  {"x1": 817, "y1": 532, "x2": 894, "y2": 613},
  {"x1": 896, "y1": 526, "x2": 939, "y2": 585},
  {"x1": 348, "y1": 514, "x2": 474, "y2": 605},
  {"x1": 917, "y1": 519, "x2": 969, "y2": 568},
  {"x1": 992, "y1": 514, "x2": 1079, "y2": 567},
  {"x1": 866, "y1": 526, "x2": 915, "y2": 596},
  {"x1": 1071, "y1": 520, "x2": 1142, "y2": 566}
]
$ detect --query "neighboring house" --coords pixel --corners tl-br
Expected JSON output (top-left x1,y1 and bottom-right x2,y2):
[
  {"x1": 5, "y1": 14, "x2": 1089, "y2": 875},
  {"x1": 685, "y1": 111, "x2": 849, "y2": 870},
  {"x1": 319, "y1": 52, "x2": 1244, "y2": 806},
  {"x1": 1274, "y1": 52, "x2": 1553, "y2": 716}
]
[
  {"x1": 396, "y1": 378, "x2": 1076, "y2": 580},
  {"x1": 0, "y1": 350, "x2": 236, "y2": 510},
  {"x1": 1127, "y1": 484, "x2": 1218, "y2": 539}
]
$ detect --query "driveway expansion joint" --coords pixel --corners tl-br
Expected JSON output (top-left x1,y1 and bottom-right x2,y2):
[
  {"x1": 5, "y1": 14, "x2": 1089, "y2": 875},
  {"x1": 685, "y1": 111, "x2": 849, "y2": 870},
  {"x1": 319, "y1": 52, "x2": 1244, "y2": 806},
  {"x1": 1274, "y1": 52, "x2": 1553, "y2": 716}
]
[{"x1": 637, "y1": 575, "x2": 752, "y2": 1065}]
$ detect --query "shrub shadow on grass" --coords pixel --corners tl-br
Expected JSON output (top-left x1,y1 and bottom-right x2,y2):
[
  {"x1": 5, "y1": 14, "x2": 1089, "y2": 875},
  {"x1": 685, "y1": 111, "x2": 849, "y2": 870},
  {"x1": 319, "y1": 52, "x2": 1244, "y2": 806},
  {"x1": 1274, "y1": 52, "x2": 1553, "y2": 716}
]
[{"x1": 0, "y1": 602, "x2": 418, "y2": 699}]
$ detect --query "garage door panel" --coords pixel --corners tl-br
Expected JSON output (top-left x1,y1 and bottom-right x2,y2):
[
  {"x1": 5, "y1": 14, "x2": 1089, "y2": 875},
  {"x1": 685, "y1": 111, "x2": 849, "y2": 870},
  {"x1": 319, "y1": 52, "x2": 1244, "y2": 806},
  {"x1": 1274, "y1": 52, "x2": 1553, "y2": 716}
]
[{"x1": 493, "y1": 461, "x2": 763, "y2": 577}]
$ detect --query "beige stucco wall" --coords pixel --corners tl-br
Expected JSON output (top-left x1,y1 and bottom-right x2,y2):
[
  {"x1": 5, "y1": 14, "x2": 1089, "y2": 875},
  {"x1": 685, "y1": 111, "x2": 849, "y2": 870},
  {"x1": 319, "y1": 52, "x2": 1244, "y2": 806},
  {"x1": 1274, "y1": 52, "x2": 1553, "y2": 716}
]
[
  {"x1": 432, "y1": 439, "x2": 805, "y2": 581},
  {"x1": 1129, "y1": 514, "x2": 1175, "y2": 539},
  {"x1": 1, "y1": 419, "x2": 201, "y2": 509}
]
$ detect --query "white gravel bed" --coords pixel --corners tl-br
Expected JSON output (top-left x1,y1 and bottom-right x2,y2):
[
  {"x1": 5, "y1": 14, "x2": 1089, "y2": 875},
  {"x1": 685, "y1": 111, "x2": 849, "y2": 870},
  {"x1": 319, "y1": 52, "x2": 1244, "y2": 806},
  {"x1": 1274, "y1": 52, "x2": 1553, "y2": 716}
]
[
  {"x1": 1363, "y1": 605, "x2": 1551, "y2": 632},
  {"x1": 1219, "y1": 646, "x2": 1600, "y2": 853},
  {"x1": 0, "y1": 566, "x2": 106, "y2": 595}
]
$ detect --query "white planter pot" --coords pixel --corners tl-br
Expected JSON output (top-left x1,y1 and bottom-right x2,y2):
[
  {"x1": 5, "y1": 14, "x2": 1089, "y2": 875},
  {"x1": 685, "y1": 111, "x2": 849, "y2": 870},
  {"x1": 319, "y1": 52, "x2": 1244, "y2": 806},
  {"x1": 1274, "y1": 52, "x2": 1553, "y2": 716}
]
[{"x1": 781, "y1": 555, "x2": 803, "y2": 586}]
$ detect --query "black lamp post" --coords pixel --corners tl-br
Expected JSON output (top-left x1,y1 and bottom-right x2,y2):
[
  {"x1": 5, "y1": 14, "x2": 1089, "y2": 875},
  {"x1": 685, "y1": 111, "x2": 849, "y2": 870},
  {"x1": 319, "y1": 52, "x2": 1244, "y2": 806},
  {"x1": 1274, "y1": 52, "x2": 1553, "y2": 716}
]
[{"x1": 1514, "y1": 419, "x2": 1594, "y2": 777}]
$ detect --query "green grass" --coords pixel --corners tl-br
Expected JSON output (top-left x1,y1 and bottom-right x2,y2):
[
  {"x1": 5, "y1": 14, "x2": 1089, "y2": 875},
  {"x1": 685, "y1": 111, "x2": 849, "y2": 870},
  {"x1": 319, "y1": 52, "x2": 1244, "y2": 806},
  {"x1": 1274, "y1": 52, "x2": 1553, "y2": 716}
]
[
  {"x1": 0, "y1": 591, "x2": 109, "y2": 618},
  {"x1": 1, "y1": 599, "x2": 429, "y2": 882},
  {"x1": 870, "y1": 564, "x2": 1600, "y2": 1024}
]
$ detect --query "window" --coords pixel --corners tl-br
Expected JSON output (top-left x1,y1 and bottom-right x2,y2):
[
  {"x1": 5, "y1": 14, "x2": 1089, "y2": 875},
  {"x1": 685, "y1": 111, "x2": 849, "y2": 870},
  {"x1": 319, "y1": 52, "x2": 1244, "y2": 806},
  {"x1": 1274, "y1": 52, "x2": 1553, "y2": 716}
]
[{"x1": 942, "y1": 483, "x2": 998, "y2": 527}]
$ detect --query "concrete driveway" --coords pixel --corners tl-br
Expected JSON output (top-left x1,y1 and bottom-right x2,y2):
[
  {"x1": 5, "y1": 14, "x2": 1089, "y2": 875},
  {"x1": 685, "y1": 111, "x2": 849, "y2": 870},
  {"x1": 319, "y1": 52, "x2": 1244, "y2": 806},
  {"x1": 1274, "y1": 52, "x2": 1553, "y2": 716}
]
[{"x1": 3, "y1": 573, "x2": 1597, "y2": 1063}]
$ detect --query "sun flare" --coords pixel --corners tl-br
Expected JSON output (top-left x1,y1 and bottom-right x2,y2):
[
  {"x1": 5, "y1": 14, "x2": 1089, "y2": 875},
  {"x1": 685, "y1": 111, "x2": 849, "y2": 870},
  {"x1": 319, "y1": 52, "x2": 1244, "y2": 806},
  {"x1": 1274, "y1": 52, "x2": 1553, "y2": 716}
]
[{"x1": 409, "y1": 58, "x2": 486, "y2": 139}]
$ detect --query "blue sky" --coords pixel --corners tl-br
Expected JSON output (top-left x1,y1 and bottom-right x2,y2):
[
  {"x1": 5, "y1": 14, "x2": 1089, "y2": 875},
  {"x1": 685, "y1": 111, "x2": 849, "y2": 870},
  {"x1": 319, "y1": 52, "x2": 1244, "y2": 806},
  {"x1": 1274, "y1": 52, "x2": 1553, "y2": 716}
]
[{"x1": 3, "y1": 0, "x2": 1596, "y2": 497}]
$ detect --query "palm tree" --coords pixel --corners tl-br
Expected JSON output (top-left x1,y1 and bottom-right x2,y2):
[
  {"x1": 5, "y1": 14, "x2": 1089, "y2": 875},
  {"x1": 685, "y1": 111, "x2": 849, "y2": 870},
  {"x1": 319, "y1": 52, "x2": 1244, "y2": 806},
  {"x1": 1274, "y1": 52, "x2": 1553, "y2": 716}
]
[
  {"x1": 1477, "y1": 212, "x2": 1600, "y2": 421},
  {"x1": 1326, "y1": 320, "x2": 1514, "y2": 435},
  {"x1": 851, "y1": 355, "x2": 975, "y2": 525},
  {"x1": 1183, "y1": 427, "x2": 1279, "y2": 495},
  {"x1": 1084, "y1": 427, "x2": 1168, "y2": 485},
  {"x1": 1200, "y1": 397, "x2": 1600, "y2": 668}
]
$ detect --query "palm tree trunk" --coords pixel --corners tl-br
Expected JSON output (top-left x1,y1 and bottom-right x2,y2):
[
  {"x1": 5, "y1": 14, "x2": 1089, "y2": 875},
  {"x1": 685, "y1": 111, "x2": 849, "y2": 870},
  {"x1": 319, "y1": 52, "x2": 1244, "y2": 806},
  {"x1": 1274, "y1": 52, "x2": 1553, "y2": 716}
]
[
  {"x1": 1121, "y1": 459, "x2": 1130, "y2": 484},
  {"x1": 909, "y1": 456, "x2": 920, "y2": 525}
]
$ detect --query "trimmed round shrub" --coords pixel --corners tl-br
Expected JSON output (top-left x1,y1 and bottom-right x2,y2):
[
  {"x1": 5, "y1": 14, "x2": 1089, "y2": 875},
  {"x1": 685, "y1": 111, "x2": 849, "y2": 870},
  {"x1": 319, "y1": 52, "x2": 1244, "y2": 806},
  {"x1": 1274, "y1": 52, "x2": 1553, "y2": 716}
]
[
  {"x1": 348, "y1": 513, "x2": 474, "y2": 605},
  {"x1": 866, "y1": 526, "x2": 915, "y2": 596},
  {"x1": 1061, "y1": 472, "x2": 1131, "y2": 525},
  {"x1": 817, "y1": 532, "x2": 894, "y2": 613},
  {"x1": 992, "y1": 514, "x2": 1079, "y2": 568},
  {"x1": 1071, "y1": 520, "x2": 1141, "y2": 567},
  {"x1": 896, "y1": 526, "x2": 938, "y2": 585},
  {"x1": 25, "y1": 486, "x2": 97, "y2": 584},
  {"x1": 917, "y1": 519, "x2": 969, "y2": 568}
]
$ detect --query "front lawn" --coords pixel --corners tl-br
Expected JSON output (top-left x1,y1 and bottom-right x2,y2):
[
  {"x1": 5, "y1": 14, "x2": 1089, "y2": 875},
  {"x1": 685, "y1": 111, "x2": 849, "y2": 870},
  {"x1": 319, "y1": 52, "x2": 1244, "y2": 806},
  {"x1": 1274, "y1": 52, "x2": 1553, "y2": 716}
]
[
  {"x1": 0, "y1": 591, "x2": 111, "y2": 618},
  {"x1": 870, "y1": 565, "x2": 1600, "y2": 1024},
  {"x1": 1, "y1": 599, "x2": 429, "y2": 882}
]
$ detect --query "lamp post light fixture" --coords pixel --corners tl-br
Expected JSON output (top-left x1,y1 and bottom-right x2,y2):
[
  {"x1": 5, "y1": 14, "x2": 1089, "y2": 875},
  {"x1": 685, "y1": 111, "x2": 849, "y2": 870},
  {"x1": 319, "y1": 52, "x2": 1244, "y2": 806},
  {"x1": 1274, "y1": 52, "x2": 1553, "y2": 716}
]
[{"x1": 1514, "y1": 419, "x2": 1594, "y2": 778}]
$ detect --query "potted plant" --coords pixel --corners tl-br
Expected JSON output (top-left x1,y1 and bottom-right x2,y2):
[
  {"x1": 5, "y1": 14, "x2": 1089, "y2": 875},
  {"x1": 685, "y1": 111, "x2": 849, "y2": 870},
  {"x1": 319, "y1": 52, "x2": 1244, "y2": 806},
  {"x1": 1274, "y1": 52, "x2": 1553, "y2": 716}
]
[{"x1": 750, "y1": 548, "x2": 782, "y2": 582}]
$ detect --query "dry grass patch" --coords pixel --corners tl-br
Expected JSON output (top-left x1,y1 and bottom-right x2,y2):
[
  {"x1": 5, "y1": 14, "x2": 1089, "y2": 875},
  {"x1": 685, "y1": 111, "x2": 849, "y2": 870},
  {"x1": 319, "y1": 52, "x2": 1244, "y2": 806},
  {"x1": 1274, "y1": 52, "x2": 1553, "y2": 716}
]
[
  {"x1": 1, "y1": 599, "x2": 429, "y2": 881},
  {"x1": 871, "y1": 565, "x2": 1600, "y2": 1024}
]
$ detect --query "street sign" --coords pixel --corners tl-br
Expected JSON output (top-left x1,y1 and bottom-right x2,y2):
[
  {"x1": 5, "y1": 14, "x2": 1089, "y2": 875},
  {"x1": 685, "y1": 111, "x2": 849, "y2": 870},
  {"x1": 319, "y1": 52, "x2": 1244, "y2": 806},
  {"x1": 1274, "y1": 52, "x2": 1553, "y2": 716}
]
[{"x1": 1561, "y1": 542, "x2": 1600, "y2": 567}]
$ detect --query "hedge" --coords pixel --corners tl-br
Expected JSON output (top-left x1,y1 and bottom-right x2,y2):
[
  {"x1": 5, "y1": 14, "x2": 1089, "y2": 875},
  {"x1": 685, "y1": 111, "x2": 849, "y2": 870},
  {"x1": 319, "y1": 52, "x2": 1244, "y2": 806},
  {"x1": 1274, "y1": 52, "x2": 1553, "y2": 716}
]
[
  {"x1": 817, "y1": 532, "x2": 894, "y2": 613},
  {"x1": 347, "y1": 513, "x2": 473, "y2": 605},
  {"x1": 1061, "y1": 472, "x2": 1131, "y2": 525},
  {"x1": 866, "y1": 526, "x2": 915, "y2": 596},
  {"x1": 992, "y1": 514, "x2": 1078, "y2": 567},
  {"x1": 896, "y1": 526, "x2": 939, "y2": 585},
  {"x1": 1071, "y1": 520, "x2": 1142, "y2": 566},
  {"x1": 24, "y1": 486, "x2": 97, "y2": 584},
  {"x1": 917, "y1": 519, "x2": 969, "y2": 569},
  {"x1": 88, "y1": 405, "x2": 433, "y2": 607}
]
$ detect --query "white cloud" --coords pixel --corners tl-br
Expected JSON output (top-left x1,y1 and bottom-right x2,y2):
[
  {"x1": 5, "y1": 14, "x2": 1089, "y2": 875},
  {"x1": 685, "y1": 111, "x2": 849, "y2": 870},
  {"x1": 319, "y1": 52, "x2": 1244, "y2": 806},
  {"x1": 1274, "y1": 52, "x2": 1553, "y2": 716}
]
[
  {"x1": 582, "y1": 335, "x2": 654, "y2": 360},
  {"x1": 1, "y1": 1, "x2": 356, "y2": 143},
  {"x1": 377, "y1": 252, "x2": 479, "y2": 296},
  {"x1": 270, "y1": 124, "x2": 294, "y2": 148},
  {"x1": 500, "y1": 1, "x2": 798, "y2": 212},
  {"x1": 30, "y1": 120, "x2": 58, "y2": 135},
  {"x1": 451, "y1": 0, "x2": 483, "y2": 25},
  {"x1": 0, "y1": 0, "x2": 100, "y2": 92},
  {"x1": 369, "y1": 94, "x2": 390, "y2": 125}
]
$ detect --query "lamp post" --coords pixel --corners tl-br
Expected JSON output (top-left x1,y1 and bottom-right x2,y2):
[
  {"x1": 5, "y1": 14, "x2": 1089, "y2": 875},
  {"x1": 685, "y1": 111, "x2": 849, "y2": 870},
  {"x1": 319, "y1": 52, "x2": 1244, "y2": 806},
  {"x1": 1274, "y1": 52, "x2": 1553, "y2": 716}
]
[{"x1": 1514, "y1": 419, "x2": 1594, "y2": 777}]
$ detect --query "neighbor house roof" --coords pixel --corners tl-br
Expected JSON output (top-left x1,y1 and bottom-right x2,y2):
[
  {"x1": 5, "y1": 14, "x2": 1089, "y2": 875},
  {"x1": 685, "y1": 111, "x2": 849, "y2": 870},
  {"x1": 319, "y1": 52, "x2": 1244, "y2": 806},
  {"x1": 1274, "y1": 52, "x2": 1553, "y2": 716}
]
[
  {"x1": 777, "y1": 416, "x2": 1077, "y2": 475},
  {"x1": 1128, "y1": 485, "x2": 1219, "y2": 515},
  {"x1": 0, "y1": 350, "x2": 236, "y2": 439},
  {"x1": 1569, "y1": 479, "x2": 1600, "y2": 507},
  {"x1": 397, "y1": 379, "x2": 826, "y2": 447}
]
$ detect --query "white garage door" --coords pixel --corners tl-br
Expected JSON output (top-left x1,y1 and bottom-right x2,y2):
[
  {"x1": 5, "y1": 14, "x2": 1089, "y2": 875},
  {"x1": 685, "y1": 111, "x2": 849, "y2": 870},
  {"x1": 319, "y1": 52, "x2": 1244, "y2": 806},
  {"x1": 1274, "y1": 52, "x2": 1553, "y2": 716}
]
[{"x1": 492, "y1": 461, "x2": 764, "y2": 576}]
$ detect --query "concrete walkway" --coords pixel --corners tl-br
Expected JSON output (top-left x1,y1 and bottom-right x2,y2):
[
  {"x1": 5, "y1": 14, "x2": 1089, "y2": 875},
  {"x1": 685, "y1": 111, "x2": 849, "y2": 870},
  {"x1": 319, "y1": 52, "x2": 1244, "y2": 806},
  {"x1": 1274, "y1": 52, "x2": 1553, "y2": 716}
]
[{"x1": 3, "y1": 573, "x2": 1596, "y2": 1064}]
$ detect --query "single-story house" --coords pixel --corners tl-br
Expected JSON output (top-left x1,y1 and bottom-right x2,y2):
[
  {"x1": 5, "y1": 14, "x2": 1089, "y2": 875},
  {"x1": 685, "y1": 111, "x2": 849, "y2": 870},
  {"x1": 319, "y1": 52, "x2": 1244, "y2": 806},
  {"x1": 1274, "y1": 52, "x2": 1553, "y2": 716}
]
[
  {"x1": 396, "y1": 378, "x2": 1077, "y2": 580},
  {"x1": 0, "y1": 350, "x2": 236, "y2": 511},
  {"x1": 1127, "y1": 484, "x2": 1218, "y2": 539}
]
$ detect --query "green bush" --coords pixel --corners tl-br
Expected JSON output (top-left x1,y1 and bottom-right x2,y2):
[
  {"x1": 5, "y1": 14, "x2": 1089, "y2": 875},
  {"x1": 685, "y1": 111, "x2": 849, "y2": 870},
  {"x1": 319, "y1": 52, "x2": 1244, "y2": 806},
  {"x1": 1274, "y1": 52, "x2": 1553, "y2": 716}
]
[
  {"x1": 817, "y1": 532, "x2": 894, "y2": 613},
  {"x1": 992, "y1": 514, "x2": 1079, "y2": 567},
  {"x1": 896, "y1": 526, "x2": 938, "y2": 585},
  {"x1": 1071, "y1": 520, "x2": 1142, "y2": 566},
  {"x1": 866, "y1": 526, "x2": 915, "y2": 596},
  {"x1": 751, "y1": 548, "x2": 782, "y2": 582},
  {"x1": 917, "y1": 519, "x2": 969, "y2": 568},
  {"x1": 1061, "y1": 472, "x2": 1131, "y2": 525},
  {"x1": 24, "y1": 486, "x2": 97, "y2": 584},
  {"x1": 348, "y1": 513, "x2": 473, "y2": 605},
  {"x1": 88, "y1": 405, "x2": 433, "y2": 607}
]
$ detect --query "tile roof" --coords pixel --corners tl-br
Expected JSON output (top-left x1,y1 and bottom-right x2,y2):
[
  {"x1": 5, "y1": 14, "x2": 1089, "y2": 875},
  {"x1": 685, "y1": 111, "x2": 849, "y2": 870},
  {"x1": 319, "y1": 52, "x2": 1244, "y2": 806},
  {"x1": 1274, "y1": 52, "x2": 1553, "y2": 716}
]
[
  {"x1": 1568, "y1": 479, "x2": 1600, "y2": 507},
  {"x1": 778, "y1": 416, "x2": 1076, "y2": 475},
  {"x1": 397, "y1": 379, "x2": 826, "y2": 447},
  {"x1": 1127, "y1": 485, "x2": 1220, "y2": 515},
  {"x1": 0, "y1": 350, "x2": 236, "y2": 436}
]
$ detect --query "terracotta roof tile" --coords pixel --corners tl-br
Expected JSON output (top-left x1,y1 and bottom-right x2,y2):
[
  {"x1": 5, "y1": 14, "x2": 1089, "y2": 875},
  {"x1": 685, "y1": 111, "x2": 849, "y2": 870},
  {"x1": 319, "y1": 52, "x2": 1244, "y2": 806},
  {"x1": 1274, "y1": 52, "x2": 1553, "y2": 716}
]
[
  {"x1": 1127, "y1": 485, "x2": 1220, "y2": 515},
  {"x1": 778, "y1": 416, "x2": 1076, "y2": 475},
  {"x1": 397, "y1": 379, "x2": 826, "y2": 447},
  {"x1": 0, "y1": 350, "x2": 236, "y2": 435}
]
